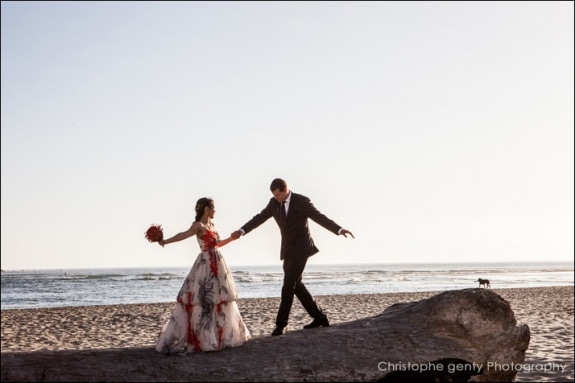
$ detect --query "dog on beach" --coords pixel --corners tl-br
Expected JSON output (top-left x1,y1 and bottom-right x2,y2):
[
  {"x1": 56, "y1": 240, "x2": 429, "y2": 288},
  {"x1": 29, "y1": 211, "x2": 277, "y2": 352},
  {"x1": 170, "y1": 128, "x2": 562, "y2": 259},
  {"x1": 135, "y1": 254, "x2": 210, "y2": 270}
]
[{"x1": 477, "y1": 278, "x2": 490, "y2": 288}]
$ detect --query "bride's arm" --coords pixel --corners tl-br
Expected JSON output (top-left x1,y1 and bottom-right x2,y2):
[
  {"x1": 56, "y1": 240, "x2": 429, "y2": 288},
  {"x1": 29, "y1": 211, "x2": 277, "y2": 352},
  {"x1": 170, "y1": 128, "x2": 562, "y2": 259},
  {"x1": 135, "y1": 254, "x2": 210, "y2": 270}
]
[
  {"x1": 216, "y1": 236, "x2": 236, "y2": 247},
  {"x1": 159, "y1": 222, "x2": 201, "y2": 247}
]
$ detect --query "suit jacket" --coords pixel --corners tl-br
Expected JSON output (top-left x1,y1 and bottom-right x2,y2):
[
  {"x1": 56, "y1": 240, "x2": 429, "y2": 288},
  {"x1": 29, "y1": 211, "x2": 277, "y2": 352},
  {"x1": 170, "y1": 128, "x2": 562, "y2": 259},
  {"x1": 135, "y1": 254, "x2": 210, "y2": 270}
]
[{"x1": 241, "y1": 192, "x2": 341, "y2": 260}]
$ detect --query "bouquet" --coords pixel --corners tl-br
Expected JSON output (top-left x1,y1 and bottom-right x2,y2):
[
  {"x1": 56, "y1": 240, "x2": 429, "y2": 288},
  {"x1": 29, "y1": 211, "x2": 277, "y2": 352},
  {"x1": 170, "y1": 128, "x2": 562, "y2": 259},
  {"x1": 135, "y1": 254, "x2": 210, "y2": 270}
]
[{"x1": 145, "y1": 224, "x2": 164, "y2": 243}]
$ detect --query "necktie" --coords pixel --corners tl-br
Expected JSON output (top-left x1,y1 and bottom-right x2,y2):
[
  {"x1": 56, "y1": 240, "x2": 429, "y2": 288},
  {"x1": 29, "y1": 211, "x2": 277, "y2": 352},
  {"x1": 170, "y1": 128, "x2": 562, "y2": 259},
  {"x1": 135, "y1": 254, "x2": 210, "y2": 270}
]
[{"x1": 280, "y1": 201, "x2": 287, "y2": 222}]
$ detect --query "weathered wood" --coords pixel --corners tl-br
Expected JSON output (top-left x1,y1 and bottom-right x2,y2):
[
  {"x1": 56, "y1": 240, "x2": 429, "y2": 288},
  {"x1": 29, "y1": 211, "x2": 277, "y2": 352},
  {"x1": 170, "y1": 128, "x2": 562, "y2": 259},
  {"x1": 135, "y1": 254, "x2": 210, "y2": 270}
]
[{"x1": 0, "y1": 288, "x2": 529, "y2": 382}]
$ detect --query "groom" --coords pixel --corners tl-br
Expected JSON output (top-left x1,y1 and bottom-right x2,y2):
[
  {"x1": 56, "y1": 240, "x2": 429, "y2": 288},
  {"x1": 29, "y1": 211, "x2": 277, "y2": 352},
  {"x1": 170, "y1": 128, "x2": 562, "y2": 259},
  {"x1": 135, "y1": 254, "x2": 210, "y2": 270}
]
[{"x1": 232, "y1": 178, "x2": 354, "y2": 336}]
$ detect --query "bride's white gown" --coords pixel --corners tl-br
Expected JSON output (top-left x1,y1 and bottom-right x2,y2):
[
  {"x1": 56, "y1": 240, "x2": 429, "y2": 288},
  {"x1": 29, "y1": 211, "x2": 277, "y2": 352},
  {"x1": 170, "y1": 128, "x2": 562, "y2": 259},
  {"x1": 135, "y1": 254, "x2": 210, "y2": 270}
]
[{"x1": 155, "y1": 228, "x2": 250, "y2": 353}]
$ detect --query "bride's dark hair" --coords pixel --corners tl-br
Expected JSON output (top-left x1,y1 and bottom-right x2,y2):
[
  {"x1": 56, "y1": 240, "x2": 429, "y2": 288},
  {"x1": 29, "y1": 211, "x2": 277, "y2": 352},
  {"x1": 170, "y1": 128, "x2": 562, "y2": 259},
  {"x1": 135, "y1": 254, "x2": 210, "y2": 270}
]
[{"x1": 194, "y1": 197, "x2": 214, "y2": 222}]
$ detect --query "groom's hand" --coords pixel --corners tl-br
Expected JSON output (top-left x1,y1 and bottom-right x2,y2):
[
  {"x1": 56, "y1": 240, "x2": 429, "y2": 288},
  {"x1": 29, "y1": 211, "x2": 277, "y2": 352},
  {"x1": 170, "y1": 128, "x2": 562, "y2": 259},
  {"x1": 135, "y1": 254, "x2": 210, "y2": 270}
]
[
  {"x1": 231, "y1": 231, "x2": 242, "y2": 240},
  {"x1": 340, "y1": 229, "x2": 354, "y2": 239}
]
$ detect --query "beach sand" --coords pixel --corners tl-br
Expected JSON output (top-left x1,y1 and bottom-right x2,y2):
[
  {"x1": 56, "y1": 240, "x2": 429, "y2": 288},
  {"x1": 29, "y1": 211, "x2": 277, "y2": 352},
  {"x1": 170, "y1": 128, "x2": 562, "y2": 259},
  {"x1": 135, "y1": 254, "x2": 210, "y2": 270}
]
[{"x1": 1, "y1": 286, "x2": 573, "y2": 382}]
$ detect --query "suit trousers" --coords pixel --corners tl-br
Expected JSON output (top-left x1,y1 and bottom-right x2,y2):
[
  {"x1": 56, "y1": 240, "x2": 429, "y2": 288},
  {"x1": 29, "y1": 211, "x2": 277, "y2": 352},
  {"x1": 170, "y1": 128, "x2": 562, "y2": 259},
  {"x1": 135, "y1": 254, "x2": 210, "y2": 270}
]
[{"x1": 276, "y1": 256, "x2": 323, "y2": 327}]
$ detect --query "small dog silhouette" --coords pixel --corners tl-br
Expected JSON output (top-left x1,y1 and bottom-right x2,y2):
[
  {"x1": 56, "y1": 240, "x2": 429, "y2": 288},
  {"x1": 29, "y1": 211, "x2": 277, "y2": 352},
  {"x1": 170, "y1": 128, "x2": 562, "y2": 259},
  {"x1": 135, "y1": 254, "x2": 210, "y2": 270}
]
[{"x1": 477, "y1": 278, "x2": 490, "y2": 288}]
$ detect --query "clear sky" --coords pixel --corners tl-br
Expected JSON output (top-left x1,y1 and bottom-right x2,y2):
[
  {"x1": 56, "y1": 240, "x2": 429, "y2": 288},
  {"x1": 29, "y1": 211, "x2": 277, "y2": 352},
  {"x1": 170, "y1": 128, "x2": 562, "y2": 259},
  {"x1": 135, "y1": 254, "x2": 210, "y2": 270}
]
[{"x1": 1, "y1": 1, "x2": 573, "y2": 270}]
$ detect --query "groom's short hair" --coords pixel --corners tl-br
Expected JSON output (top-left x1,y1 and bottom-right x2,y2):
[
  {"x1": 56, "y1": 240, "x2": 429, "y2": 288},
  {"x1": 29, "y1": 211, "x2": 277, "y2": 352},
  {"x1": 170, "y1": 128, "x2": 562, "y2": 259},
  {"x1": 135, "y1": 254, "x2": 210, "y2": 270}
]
[{"x1": 270, "y1": 178, "x2": 287, "y2": 192}]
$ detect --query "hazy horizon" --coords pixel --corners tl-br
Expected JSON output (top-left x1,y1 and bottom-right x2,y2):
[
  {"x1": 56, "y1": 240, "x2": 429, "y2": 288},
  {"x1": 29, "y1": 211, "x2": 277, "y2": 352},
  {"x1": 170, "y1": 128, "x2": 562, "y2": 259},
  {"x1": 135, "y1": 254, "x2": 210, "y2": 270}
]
[{"x1": 2, "y1": 259, "x2": 573, "y2": 272}]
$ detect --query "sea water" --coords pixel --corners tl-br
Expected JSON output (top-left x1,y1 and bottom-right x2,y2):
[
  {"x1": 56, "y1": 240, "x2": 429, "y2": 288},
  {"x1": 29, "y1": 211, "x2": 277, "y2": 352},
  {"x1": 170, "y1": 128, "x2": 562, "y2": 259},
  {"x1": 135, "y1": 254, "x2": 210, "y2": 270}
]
[{"x1": 1, "y1": 261, "x2": 572, "y2": 310}]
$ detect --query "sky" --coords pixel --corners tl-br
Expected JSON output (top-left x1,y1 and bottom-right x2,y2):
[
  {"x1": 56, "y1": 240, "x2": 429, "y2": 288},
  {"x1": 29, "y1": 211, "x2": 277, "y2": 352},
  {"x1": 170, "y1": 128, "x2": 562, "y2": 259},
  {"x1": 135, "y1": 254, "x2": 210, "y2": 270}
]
[{"x1": 1, "y1": 1, "x2": 573, "y2": 270}]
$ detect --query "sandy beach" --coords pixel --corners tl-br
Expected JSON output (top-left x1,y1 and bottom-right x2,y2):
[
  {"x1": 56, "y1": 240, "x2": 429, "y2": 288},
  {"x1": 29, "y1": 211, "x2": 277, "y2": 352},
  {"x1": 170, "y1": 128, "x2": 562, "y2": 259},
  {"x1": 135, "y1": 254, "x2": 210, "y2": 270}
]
[{"x1": 1, "y1": 286, "x2": 573, "y2": 382}]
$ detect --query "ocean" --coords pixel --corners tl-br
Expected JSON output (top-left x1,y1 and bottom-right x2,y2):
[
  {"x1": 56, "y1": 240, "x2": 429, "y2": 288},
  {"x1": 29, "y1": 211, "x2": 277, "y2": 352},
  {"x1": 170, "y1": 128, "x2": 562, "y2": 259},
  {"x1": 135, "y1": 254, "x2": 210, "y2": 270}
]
[{"x1": 1, "y1": 261, "x2": 573, "y2": 310}]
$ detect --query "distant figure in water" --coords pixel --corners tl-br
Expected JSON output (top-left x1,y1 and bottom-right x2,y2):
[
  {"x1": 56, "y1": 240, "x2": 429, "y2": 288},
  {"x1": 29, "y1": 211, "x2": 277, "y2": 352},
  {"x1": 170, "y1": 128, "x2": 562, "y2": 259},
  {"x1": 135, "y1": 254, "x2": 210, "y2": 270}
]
[{"x1": 477, "y1": 278, "x2": 490, "y2": 288}]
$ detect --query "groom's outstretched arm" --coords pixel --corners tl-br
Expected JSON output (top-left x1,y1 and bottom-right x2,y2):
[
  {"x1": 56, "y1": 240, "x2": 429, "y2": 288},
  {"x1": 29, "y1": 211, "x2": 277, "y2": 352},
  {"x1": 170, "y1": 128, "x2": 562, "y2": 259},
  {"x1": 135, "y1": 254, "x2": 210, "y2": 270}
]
[
  {"x1": 305, "y1": 198, "x2": 354, "y2": 238},
  {"x1": 232, "y1": 199, "x2": 274, "y2": 238}
]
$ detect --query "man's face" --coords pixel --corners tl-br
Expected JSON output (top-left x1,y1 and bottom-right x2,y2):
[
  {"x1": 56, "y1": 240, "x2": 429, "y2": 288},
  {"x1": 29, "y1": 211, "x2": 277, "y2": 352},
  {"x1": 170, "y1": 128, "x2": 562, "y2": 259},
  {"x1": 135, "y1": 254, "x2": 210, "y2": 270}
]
[{"x1": 272, "y1": 189, "x2": 289, "y2": 202}]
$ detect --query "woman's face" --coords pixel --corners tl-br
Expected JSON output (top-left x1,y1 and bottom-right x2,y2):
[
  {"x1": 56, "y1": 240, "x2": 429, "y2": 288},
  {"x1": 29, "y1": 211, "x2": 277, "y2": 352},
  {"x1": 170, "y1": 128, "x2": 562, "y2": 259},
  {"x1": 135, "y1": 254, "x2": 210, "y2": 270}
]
[{"x1": 207, "y1": 204, "x2": 216, "y2": 219}]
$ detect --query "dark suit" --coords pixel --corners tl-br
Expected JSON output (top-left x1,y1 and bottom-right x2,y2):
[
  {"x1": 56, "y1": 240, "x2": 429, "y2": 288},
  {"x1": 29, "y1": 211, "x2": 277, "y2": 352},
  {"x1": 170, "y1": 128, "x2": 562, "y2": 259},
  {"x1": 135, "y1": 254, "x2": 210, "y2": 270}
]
[{"x1": 241, "y1": 192, "x2": 342, "y2": 327}]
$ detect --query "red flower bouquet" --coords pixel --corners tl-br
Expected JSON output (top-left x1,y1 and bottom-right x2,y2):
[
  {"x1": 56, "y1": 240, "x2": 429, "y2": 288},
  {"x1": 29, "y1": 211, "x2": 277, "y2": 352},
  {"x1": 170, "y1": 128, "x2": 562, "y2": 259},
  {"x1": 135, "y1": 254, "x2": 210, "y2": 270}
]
[{"x1": 145, "y1": 224, "x2": 164, "y2": 243}]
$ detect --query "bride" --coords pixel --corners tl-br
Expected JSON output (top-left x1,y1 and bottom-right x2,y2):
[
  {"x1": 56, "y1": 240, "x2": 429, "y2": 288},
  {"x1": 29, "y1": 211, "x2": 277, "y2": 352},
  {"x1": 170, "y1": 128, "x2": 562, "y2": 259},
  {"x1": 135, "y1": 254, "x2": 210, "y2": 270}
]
[{"x1": 154, "y1": 197, "x2": 250, "y2": 354}]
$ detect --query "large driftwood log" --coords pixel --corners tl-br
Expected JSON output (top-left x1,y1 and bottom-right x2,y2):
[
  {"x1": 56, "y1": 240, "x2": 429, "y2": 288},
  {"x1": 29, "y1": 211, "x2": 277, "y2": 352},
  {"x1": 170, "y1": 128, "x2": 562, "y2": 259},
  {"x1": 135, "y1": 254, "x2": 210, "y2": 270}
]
[{"x1": 1, "y1": 288, "x2": 529, "y2": 382}]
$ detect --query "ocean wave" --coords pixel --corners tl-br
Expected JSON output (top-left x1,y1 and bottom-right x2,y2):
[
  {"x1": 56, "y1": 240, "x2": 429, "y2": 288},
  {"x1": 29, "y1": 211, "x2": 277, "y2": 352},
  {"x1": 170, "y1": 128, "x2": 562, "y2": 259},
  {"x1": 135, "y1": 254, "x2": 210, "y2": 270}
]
[{"x1": 2, "y1": 262, "x2": 573, "y2": 310}]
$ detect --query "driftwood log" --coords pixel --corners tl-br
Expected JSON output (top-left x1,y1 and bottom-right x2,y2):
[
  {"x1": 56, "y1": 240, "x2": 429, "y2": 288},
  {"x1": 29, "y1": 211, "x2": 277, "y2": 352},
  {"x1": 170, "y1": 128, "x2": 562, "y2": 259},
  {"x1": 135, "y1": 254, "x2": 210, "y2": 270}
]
[{"x1": 1, "y1": 288, "x2": 530, "y2": 382}]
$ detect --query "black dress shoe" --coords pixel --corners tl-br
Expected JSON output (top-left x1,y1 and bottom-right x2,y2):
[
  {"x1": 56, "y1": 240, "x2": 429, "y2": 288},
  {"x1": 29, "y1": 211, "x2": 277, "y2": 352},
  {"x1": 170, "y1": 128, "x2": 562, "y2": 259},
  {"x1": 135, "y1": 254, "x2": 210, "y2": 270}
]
[
  {"x1": 271, "y1": 326, "x2": 287, "y2": 336},
  {"x1": 303, "y1": 315, "x2": 330, "y2": 329}
]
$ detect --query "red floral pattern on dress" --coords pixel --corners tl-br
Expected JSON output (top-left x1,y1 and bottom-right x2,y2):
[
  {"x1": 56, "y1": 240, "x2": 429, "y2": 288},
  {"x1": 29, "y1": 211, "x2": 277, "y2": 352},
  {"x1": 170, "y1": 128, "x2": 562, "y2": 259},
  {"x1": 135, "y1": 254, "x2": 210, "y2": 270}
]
[
  {"x1": 201, "y1": 229, "x2": 218, "y2": 251},
  {"x1": 155, "y1": 227, "x2": 250, "y2": 354},
  {"x1": 185, "y1": 305, "x2": 202, "y2": 352},
  {"x1": 208, "y1": 250, "x2": 219, "y2": 279},
  {"x1": 202, "y1": 230, "x2": 220, "y2": 278}
]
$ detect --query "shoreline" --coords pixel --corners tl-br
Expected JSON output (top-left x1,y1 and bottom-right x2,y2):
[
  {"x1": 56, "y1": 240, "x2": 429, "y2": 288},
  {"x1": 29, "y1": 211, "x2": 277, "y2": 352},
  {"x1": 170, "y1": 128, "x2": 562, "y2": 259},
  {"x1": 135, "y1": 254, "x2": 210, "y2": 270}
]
[{"x1": 2, "y1": 286, "x2": 573, "y2": 382}]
